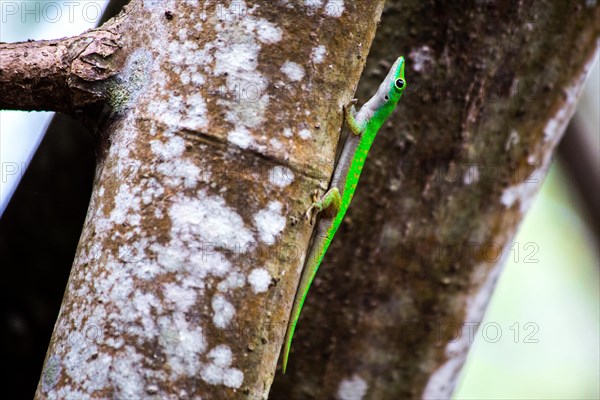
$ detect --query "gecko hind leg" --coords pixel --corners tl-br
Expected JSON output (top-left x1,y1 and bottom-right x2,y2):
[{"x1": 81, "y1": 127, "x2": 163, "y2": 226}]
[{"x1": 305, "y1": 187, "x2": 342, "y2": 224}]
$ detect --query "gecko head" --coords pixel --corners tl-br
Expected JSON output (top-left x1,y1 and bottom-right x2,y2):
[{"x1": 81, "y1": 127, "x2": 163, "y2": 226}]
[
  {"x1": 363, "y1": 56, "x2": 406, "y2": 126},
  {"x1": 383, "y1": 56, "x2": 406, "y2": 104}
]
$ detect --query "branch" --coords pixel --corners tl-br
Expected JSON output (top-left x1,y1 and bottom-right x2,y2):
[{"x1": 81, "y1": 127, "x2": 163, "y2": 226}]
[{"x1": 0, "y1": 24, "x2": 125, "y2": 116}]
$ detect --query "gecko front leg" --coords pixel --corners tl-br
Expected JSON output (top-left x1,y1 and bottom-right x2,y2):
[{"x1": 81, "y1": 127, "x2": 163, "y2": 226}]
[
  {"x1": 344, "y1": 99, "x2": 363, "y2": 136},
  {"x1": 303, "y1": 100, "x2": 357, "y2": 225}
]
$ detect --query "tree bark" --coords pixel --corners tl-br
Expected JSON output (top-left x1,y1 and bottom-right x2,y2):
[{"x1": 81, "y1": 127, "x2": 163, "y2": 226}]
[
  {"x1": 8, "y1": 0, "x2": 388, "y2": 398},
  {"x1": 271, "y1": 1, "x2": 599, "y2": 399}
]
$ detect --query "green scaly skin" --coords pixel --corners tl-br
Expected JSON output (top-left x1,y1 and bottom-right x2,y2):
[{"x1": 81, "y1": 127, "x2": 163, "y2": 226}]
[{"x1": 282, "y1": 57, "x2": 407, "y2": 373}]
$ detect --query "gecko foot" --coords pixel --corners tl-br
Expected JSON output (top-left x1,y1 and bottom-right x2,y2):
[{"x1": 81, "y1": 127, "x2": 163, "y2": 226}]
[{"x1": 304, "y1": 190, "x2": 322, "y2": 224}]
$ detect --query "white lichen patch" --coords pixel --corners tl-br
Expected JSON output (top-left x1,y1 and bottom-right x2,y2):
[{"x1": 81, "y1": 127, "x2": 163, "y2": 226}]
[
  {"x1": 217, "y1": 270, "x2": 246, "y2": 292},
  {"x1": 109, "y1": 345, "x2": 149, "y2": 398},
  {"x1": 132, "y1": 291, "x2": 164, "y2": 339},
  {"x1": 248, "y1": 268, "x2": 271, "y2": 293},
  {"x1": 505, "y1": 129, "x2": 520, "y2": 150},
  {"x1": 41, "y1": 355, "x2": 61, "y2": 392},
  {"x1": 303, "y1": 0, "x2": 344, "y2": 17},
  {"x1": 281, "y1": 61, "x2": 305, "y2": 82},
  {"x1": 270, "y1": 166, "x2": 295, "y2": 187},
  {"x1": 254, "y1": 19, "x2": 283, "y2": 44},
  {"x1": 156, "y1": 158, "x2": 201, "y2": 189},
  {"x1": 108, "y1": 49, "x2": 152, "y2": 113},
  {"x1": 190, "y1": 250, "x2": 232, "y2": 279},
  {"x1": 269, "y1": 137, "x2": 284, "y2": 151},
  {"x1": 208, "y1": 344, "x2": 233, "y2": 367},
  {"x1": 150, "y1": 136, "x2": 185, "y2": 159},
  {"x1": 325, "y1": 0, "x2": 345, "y2": 17},
  {"x1": 169, "y1": 190, "x2": 255, "y2": 250},
  {"x1": 253, "y1": 201, "x2": 286, "y2": 244},
  {"x1": 110, "y1": 183, "x2": 141, "y2": 225},
  {"x1": 304, "y1": 0, "x2": 324, "y2": 10},
  {"x1": 151, "y1": 240, "x2": 191, "y2": 273},
  {"x1": 311, "y1": 45, "x2": 327, "y2": 64},
  {"x1": 542, "y1": 67, "x2": 587, "y2": 145},
  {"x1": 147, "y1": 94, "x2": 186, "y2": 129},
  {"x1": 379, "y1": 223, "x2": 402, "y2": 250},
  {"x1": 163, "y1": 282, "x2": 197, "y2": 312},
  {"x1": 210, "y1": 2, "x2": 270, "y2": 131},
  {"x1": 500, "y1": 180, "x2": 539, "y2": 214},
  {"x1": 64, "y1": 341, "x2": 107, "y2": 392},
  {"x1": 544, "y1": 106, "x2": 568, "y2": 143},
  {"x1": 212, "y1": 294, "x2": 236, "y2": 328},
  {"x1": 223, "y1": 367, "x2": 244, "y2": 388},
  {"x1": 200, "y1": 345, "x2": 244, "y2": 388},
  {"x1": 181, "y1": 93, "x2": 209, "y2": 131},
  {"x1": 178, "y1": 28, "x2": 188, "y2": 42},
  {"x1": 337, "y1": 374, "x2": 368, "y2": 400},
  {"x1": 298, "y1": 128, "x2": 312, "y2": 139},
  {"x1": 158, "y1": 313, "x2": 207, "y2": 378},
  {"x1": 228, "y1": 126, "x2": 256, "y2": 150}
]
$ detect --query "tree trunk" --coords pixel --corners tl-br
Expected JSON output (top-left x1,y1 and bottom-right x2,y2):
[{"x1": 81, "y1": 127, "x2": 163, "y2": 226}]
[
  {"x1": 4, "y1": 0, "x2": 387, "y2": 398},
  {"x1": 271, "y1": 1, "x2": 599, "y2": 399},
  {"x1": 0, "y1": 0, "x2": 596, "y2": 399}
]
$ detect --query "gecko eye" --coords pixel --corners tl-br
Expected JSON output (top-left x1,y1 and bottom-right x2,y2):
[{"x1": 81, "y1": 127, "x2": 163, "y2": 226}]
[{"x1": 395, "y1": 79, "x2": 405, "y2": 90}]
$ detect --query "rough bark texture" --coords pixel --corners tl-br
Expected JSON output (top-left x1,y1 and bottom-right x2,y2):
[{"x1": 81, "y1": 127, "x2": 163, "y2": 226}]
[
  {"x1": 271, "y1": 1, "x2": 599, "y2": 399},
  {"x1": 20, "y1": 0, "x2": 387, "y2": 398}
]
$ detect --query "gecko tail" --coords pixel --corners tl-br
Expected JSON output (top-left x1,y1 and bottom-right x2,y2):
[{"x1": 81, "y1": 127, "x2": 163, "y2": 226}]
[
  {"x1": 281, "y1": 310, "x2": 298, "y2": 374},
  {"x1": 282, "y1": 346, "x2": 289, "y2": 374},
  {"x1": 281, "y1": 223, "x2": 331, "y2": 374}
]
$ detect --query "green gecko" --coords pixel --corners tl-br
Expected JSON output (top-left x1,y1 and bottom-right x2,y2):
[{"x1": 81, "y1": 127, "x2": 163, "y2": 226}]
[{"x1": 282, "y1": 56, "x2": 407, "y2": 373}]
